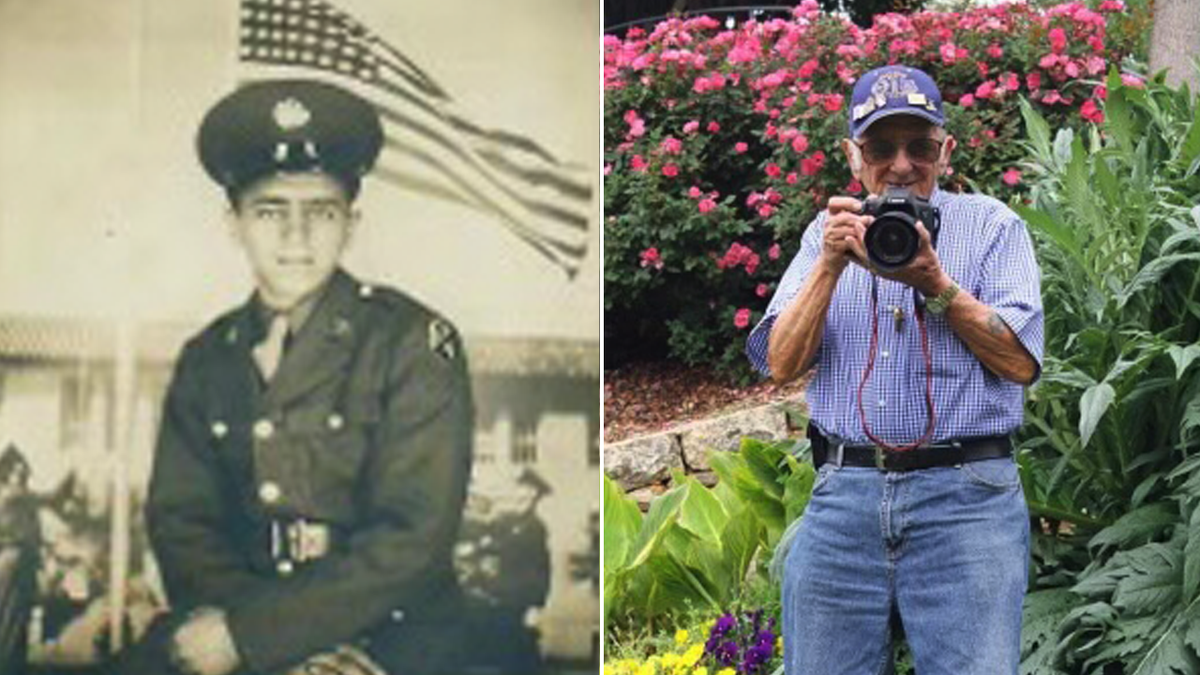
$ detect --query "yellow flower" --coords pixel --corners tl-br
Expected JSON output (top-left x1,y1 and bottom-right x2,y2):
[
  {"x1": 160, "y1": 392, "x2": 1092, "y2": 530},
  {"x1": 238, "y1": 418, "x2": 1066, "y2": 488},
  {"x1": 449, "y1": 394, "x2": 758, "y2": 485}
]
[
  {"x1": 693, "y1": 667, "x2": 709, "y2": 675},
  {"x1": 675, "y1": 629, "x2": 690, "y2": 645},
  {"x1": 716, "y1": 668, "x2": 737, "y2": 675},
  {"x1": 682, "y1": 644, "x2": 705, "y2": 667},
  {"x1": 662, "y1": 653, "x2": 680, "y2": 670},
  {"x1": 776, "y1": 636, "x2": 784, "y2": 654},
  {"x1": 637, "y1": 662, "x2": 656, "y2": 675}
]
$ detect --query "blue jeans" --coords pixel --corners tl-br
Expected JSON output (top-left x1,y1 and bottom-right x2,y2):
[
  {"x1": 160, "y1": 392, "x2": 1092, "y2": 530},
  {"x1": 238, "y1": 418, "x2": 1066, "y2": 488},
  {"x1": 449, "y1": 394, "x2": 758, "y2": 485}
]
[{"x1": 782, "y1": 457, "x2": 1030, "y2": 675}]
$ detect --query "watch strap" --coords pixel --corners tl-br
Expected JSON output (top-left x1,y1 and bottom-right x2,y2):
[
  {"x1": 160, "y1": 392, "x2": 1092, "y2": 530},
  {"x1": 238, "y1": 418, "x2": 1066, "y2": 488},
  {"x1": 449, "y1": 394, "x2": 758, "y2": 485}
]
[{"x1": 924, "y1": 280, "x2": 960, "y2": 315}]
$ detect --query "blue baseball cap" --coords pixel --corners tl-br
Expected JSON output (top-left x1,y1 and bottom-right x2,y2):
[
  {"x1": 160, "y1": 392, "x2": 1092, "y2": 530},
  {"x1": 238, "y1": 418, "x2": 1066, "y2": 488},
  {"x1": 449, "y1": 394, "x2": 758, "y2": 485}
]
[{"x1": 848, "y1": 65, "x2": 945, "y2": 139}]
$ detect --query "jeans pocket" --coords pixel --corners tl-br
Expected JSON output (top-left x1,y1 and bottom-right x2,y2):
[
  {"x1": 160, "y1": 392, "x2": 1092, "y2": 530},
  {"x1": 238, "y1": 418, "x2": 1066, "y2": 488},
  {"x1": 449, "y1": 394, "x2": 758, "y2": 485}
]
[
  {"x1": 812, "y1": 462, "x2": 839, "y2": 494},
  {"x1": 960, "y1": 457, "x2": 1020, "y2": 492}
]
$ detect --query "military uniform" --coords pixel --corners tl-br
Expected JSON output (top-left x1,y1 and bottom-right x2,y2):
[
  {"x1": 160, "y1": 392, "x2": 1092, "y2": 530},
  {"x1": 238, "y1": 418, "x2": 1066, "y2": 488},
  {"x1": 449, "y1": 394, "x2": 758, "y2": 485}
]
[{"x1": 145, "y1": 269, "x2": 472, "y2": 675}]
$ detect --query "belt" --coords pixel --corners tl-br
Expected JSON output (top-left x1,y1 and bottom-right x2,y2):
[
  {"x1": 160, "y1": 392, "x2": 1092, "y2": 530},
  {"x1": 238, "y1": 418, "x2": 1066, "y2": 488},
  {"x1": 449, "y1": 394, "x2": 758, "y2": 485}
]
[
  {"x1": 271, "y1": 519, "x2": 336, "y2": 565},
  {"x1": 809, "y1": 424, "x2": 1012, "y2": 472}
]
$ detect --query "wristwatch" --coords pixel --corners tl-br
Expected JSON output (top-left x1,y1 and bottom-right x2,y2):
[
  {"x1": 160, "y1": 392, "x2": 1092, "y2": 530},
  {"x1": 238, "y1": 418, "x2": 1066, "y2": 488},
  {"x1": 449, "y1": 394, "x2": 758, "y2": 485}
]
[{"x1": 924, "y1": 280, "x2": 960, "y2": 315}]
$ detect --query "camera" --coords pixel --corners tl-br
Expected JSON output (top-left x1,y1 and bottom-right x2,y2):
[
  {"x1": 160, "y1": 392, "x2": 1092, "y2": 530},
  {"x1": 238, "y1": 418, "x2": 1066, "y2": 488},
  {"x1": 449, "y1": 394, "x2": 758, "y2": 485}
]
[{"x1": 861, "y1": 187, "x2": 941, "y2": 271}]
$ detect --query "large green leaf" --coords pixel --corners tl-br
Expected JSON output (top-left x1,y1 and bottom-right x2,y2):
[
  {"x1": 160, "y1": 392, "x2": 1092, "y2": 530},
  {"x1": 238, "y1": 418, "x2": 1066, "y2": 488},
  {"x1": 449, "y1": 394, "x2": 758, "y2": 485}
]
[
  {"x1": 1079, "y1": 383, "x2": 1116, "y2": 450},
  {"x1": 603, "y1": 476, "x2": 642, "y2": 571},
  {"x1": 1185, "y1": 507, "x2": 1200, "y2": 604},
  {"x1": 1019, "y1": 96, "x2": 1053, "y2": 165},
  {"x1": 1113, "y1": 545, "x2": 1183, "y2": 614},
  {"x1": 1168, "y1": 345, "x2": 1200, "y2": 381},
  {"x1": 1090, "y1": 504, "x2": 1179, "y2": 551},
  {"x1": 674, "y1": 472, "x2": 730, "y2": 544}
]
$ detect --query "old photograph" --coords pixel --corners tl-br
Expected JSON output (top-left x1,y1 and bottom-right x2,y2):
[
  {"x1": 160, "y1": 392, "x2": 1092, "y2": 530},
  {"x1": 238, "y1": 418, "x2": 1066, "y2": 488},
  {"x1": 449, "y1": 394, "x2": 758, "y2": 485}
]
[{"x1": 0, "y1": 0, "x2": 600, "y2": 673}]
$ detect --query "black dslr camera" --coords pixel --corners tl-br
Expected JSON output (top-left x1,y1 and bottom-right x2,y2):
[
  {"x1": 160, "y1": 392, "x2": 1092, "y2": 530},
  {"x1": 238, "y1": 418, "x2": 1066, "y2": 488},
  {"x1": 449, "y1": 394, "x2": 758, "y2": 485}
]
[{"x1": 861, "y1": 187, "x2": 941, "y2": 271}]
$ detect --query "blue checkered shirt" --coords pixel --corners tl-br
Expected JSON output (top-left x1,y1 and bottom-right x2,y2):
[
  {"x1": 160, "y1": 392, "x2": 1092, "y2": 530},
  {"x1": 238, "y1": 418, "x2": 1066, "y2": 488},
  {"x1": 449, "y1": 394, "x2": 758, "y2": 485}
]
[{"x1": 746, "y1": 188, "x2": 1044, "y2": 444}]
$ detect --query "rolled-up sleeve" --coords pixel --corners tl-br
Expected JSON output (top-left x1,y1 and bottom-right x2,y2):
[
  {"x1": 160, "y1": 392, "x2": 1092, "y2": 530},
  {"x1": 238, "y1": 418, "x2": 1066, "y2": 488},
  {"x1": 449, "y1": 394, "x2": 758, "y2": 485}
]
[
  {"x1": 978, "y1": 211, "x2": 1045, "y2": 382},
  {"x1": 746, "y1": 212, "x2": 827, "y2": 377}
]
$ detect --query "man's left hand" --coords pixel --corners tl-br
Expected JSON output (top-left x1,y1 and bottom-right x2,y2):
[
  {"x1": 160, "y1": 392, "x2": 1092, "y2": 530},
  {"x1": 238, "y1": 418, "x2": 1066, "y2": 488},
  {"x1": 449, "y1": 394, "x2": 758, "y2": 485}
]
[
  {"x1": 871, "y1": 219, "x2": 952, "y2": 297},
  {"x1": 170, "y1": 608, "x2": 241, "y2": 675}
]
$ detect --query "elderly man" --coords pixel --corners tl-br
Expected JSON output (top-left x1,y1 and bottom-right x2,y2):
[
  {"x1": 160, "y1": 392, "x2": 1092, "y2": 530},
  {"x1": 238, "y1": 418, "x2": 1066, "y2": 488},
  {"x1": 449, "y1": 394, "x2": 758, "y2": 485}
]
[
  {"x1": 746, "y1": 65, "x2": 1044, "y2": 674},
  {"x1": 114, "y1": 79, "x2": 473, "y2": 675}
]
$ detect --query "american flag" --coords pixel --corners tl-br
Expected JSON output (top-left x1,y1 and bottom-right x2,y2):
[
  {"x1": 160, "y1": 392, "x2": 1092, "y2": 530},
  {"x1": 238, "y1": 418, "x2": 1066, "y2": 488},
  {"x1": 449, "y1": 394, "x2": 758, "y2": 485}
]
[{"x1": 238, "y1": 0, "x2": 593, "y2": 278}]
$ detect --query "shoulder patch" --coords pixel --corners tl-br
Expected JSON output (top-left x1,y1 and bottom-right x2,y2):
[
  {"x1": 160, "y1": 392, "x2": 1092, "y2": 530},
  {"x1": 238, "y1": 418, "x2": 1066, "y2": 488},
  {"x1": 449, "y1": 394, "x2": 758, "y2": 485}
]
[{"x1": 428, "y1": 318, "x2": 459, "y2": 361}]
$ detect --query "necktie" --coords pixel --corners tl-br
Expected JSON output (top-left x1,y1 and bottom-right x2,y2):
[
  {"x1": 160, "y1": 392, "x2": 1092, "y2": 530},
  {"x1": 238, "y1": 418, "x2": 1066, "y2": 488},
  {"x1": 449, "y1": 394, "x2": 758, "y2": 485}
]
[{"x1": 254, "y1": 313, "x2": 290, "y2": 382}]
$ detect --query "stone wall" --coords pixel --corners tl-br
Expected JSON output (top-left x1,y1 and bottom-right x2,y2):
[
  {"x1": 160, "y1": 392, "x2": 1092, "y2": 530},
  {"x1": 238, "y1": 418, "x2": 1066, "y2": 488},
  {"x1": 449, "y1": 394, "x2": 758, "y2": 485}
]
[{"x1": 604, "y1": 398, "x2": 805, "y2": 508}]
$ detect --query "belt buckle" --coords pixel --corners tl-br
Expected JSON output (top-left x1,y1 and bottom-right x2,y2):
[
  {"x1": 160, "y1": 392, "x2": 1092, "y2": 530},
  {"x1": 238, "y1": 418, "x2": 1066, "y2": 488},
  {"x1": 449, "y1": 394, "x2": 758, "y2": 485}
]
[{"x1": 874, "y1": 446, "x2": 886, "y2": 471}]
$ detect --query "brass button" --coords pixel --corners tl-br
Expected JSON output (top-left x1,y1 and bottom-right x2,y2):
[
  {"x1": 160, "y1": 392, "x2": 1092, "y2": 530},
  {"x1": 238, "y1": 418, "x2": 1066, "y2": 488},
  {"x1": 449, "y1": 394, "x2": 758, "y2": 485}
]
[
  {"x1": 327, "y1": 413, "x2": 345, "y2": 431},
  {"x1": 253, "y1": 419, "x2": 275, "y2": 440},
  {"x1": 211, "y1": 421, "x2": 229, "y2": 439},
  {"x1": 276, "y1": 560, "x2": 295, "y2": 576},
  {"x1": 259, "y1": 481, "x2": 282, "y2": 504}
]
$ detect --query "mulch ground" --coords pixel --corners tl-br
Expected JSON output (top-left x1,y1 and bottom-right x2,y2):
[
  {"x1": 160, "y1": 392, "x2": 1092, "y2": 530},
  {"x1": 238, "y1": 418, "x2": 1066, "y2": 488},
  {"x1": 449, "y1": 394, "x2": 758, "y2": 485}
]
[{"x1": 603, "y1": 361, "x2": 808, "y2": 443}]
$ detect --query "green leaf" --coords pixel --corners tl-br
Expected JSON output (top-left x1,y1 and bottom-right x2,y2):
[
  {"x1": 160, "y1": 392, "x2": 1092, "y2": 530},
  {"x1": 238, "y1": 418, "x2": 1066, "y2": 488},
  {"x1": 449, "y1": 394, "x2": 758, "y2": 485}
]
[
  {"x1": 1079, "y1": 383, "x2": 1116, "y2": 450},
  {"x1": 1182, "y1": 390, "x2": 1200, "y2": 449},
  {"x1": 1178, "y1": 100, "x2": 1200, "y2": 169},
  {"x1": 1185, "y1": 507, "x2": 1200, "y2": 604},
  {"x1": 675, "y1": 474, "x2": 730, "y2": 543},
  {"x1": 603, "y1": 476, "x2": 642, "y2": 571},
  {"x1": 1168, "y1": 345, "x2": 1200, "y2": 381},
  {"x1": 1113, "y1": 544, "x2": 1183, "y2": 614},
  {"x1": 1090, "y1": 504, "x2": 1179, "y2": 551},
  {"x1": 1118, "y1": 254, "x2": 1200, "y2": 309},
  {"x1": 1016, "y1": 205, "x2": 1090, "y2": 279},
  {"x1": 1019, "y1": 96, "x2": 1053, "y2": 164}
]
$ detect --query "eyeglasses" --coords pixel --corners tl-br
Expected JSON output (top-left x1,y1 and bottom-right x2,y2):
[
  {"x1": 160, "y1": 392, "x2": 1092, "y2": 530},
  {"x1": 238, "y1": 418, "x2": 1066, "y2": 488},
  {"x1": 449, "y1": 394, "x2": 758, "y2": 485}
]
[{"x1": 854, "y1": 137, "x2": 944, "y2": 166}]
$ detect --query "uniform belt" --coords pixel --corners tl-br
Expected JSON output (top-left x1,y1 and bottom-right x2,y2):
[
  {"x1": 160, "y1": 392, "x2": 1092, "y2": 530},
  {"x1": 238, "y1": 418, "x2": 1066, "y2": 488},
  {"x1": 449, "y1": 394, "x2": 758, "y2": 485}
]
[
  {"x1": 809, "y1": 424, "x2": 1012, "y2": 472},
  {"x1": 270, "y1": 519, "x2": 336, "y2": 564}
]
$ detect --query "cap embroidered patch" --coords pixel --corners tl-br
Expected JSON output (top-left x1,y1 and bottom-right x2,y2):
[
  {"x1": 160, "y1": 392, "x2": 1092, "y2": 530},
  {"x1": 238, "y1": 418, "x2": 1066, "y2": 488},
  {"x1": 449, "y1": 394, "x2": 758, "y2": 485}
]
[{"x1": 273, "y1": 97, "x2": 311, "y2": 131}]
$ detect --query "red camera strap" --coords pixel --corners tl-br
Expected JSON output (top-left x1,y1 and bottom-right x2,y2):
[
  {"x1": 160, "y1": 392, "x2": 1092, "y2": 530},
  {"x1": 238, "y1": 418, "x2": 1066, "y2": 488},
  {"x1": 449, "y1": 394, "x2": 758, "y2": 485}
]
[{"x1": 856, "y1": 275, "x2": 937, "y2": 452}]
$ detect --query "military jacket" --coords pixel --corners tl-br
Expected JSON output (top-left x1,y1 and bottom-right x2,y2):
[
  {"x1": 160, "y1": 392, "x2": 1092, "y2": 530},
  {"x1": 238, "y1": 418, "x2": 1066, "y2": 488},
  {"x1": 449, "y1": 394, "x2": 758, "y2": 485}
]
[{"x1": 146, "y1": 269, "x2": 473, "y2": 674}]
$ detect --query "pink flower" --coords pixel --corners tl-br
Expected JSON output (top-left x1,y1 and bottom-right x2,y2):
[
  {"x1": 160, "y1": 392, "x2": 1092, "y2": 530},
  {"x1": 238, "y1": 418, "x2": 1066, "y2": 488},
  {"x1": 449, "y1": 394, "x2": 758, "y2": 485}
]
[
  {"x1": 940, "y1": 43, "x2": 960, "y2": 64},
  {"x1": 1048, "y1": 28, "x2": 1067, "y2": 54},
  {"x1": 1002, "y1": 168, "x2": 1022, "y2": 186},
  {"x1": 604, "y1": 164, "x2": 613, "y2": 176},
  {"x1": 1039, "y1": 53, "x2": 1062, "y2": 70},
  {"x1": 765, "y1": 188, "x2": 783, "y2": 204},
  {"x1": 975, "y1": 81, "x2": 997, "y2": 100},
  {"x1": 756, "y1": 284, "x2": 770, "y2": 298},
  {"x1": 999, "y1": 72, "x2": 1019, "y2": 92},
  {"x1": 786, "y1": 172, "x2": 799, "y2": 185},
  {"x1": 1026, "y1": 72, "x2": 1043, "y2": 91},
  {"x1": 661, "y1": 163, "x2": 679, "y2": 178},
  {"x1": 698, "y1": 198, "x2": 716, "y2": 213},
  {"x1": 1041, "y1": 89, "x2": 1064, "y2": 105},
  {"x1": 688, "y1": 186, "x2": 702, "y2": 198},
  {"x1": 1080, "y1": 99, "x2": 1104, "y2": 124},
  {"x1": 765, "y1": 163, "x2": 782, "y2": 178},
  {"x1": 768, "y1": 243, "x2": 781, "y2": 260},
  {"x1": 959, "y1": 93, "x2": 976, "y2": 108},
  {"x1": 734, "y1": 308, "x2": 752, "y2": 330},
  {"x1": 682, "y1": 120, "x2": 700, "y2": 135},
  {"x1": 846, "y1": 178, "x2": 864, "y2": 194},
  {"x1": 800, "y1": 151, "x2": 826, "y2": 177},
  {"x1": 660, "y1": 136, "x2": 683, "y2": 154},
  {"x1": 791, "y1": 134, "x2": 810, "y2": 154},
  {"x1": 707, "y1": 121, "x2": 721, "y2": 133},
  {"x1": 1099, "y1": 0, "x2": 1125, "y2": 11},
  {"x1": 797, "y1": 59, "x2": 820, "y2": 79},
  {"x1": 986, "y1": 44, "x2": 1004, "y2": 59},
  {"x1": 639, "y1": 247, "x2": 663, "y2": 270},
  {"x1": 735, "y1": 142, "x2": 749, "y2": 154},
  {"x1": 630, "y1": 155, "x2": 649, "y2": 172},
  {"x1": 757, "y1": 204, "x2": 775, "y2": 219},
  {"x1": 822, "y1": 94, "x2": 845, "y2": 113},
  {"x1": 1121, "y1": 74, "x2": 1146, "y2": 89},
  {"x1": 1085, "y1": 56, "x2": 1106, "y2": 75},
  {"x1": 1088, "y1": 36, "x2": 1106, "y2": 53},
  {"x1": 1064, "y1": 60, "x2": 1080, "y2": 78}
]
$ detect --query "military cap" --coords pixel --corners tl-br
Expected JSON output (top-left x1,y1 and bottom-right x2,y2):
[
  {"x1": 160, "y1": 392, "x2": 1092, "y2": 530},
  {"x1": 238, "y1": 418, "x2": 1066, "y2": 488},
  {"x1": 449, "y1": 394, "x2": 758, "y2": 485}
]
[{"x1": 197, "y1": 79, "x2": 383, "y2": 199}]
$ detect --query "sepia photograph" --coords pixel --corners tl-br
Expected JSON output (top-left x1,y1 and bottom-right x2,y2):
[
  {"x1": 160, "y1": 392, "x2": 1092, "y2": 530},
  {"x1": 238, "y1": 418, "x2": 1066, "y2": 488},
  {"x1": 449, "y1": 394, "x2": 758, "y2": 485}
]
[{"x1": 0, "y1": 0, "x2": 600, "y2": 673}]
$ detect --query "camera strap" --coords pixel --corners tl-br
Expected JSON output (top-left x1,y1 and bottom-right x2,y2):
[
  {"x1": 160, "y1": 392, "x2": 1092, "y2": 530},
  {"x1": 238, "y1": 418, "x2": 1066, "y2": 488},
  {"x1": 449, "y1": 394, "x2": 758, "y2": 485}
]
[{"x1": 856, "y1": 275, "x2": 937, "y2": 452}]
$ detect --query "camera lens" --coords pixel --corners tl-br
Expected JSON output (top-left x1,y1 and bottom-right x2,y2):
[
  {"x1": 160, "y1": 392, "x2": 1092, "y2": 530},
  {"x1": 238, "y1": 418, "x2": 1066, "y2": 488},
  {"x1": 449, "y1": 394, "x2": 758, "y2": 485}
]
[{"x1": 865, "y1": 213, "x2": 918, "y2": 270}]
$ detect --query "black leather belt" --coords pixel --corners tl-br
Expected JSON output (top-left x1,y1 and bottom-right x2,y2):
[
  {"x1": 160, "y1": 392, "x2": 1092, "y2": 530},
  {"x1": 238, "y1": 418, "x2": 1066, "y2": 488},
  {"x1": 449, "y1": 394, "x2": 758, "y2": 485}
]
[{"x1": 809, "y1": 423, "x2": 1012, "y2": 472}]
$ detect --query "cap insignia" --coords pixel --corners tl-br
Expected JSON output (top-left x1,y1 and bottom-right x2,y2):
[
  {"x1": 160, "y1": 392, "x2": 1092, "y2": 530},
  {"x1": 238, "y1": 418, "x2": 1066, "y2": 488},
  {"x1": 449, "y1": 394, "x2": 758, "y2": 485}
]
[
  {"x1": 428, "y1": 319, "x2": 458, "y2": 361},
  {"x1": 273, "y1": 97, "x2": 311, "y2": 131}
]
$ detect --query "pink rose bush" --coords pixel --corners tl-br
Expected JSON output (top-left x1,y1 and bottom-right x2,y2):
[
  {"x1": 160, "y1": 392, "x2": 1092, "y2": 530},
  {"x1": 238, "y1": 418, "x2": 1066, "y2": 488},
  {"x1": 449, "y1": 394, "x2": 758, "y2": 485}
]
[{"x1": 603, "y1": 1, "x2": 1149, "y2": 378}]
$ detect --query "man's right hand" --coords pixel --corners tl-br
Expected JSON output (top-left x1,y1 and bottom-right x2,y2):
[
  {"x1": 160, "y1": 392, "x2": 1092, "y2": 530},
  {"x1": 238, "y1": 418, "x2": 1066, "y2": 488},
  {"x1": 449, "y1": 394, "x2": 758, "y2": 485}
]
[{"x1": 821, "y1": 197, "x2": 873, "y2": 274}]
